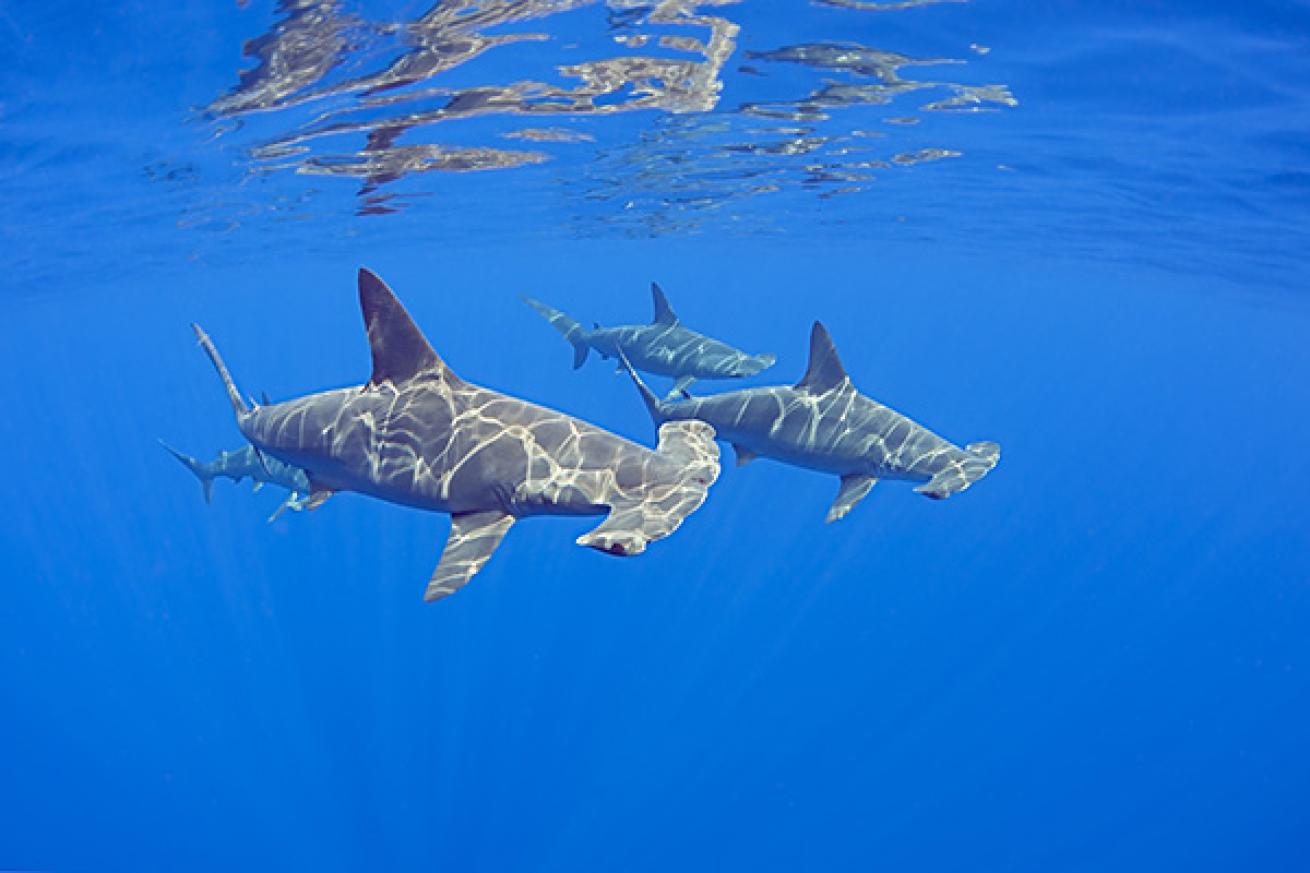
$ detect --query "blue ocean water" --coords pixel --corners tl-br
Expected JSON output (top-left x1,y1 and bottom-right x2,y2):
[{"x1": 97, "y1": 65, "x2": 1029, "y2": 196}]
[{"x1": 2, "y1": 2, "x2": 1309, "y2": 871}]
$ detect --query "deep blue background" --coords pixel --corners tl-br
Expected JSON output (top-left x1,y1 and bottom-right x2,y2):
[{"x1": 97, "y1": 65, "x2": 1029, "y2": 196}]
[{"x1": 2, "y1": 2, "x2": 1309, "y2": 872}]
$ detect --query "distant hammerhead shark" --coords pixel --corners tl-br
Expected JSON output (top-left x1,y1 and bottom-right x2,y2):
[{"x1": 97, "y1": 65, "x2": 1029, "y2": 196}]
[
  {"x1": 192, "y1": 268, "x2": 721, "y2": 602},
  {"x1": 522, "y1": 283, "x2": 776, "y2": 398},
  {"x1": 621, "y1": 322, "x2": 999, "y2": 522},
  {"x1": 159, "y1": 440, "x2": 311, "y2": 522}
]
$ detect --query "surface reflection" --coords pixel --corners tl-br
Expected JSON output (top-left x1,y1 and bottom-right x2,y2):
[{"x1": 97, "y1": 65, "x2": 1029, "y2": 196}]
[{"x1": 206, "y1": 0, "x2": 1013, "y2": 219}]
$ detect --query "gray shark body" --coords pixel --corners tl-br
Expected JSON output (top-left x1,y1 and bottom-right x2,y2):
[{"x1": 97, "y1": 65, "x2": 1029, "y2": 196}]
[
  {"x1": 523, "y1": 283, "x2": 776, "y2": 397},
  {"x1": 193, "y1": 268, "x2": 720, "y2": 602},
  {"x1": 625, "y1": 322, "x2": 999, "y2": 522},
  {"x1": 160, "y1": 441, "x2": 312, "y2": 521}
]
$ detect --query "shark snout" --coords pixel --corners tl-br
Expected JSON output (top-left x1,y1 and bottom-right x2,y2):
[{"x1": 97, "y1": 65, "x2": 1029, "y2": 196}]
[{"x1": 732, "y1": 352, "x2": 777, "y2": 377}]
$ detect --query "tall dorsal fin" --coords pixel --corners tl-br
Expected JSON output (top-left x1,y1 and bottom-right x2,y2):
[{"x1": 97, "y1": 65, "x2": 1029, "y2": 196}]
[
  {"x1": 794, "y1": 321, "x2": 850, "y2": 394},
  {"x1": 358, "y1": 268, "x2": 458, "y2": 386},
  {"x1": 651, "y1": 282, "x2": 679, "y2": 325}
]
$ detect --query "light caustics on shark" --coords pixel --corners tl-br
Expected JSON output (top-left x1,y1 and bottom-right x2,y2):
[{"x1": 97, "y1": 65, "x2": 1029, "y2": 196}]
[
  {"x1": 522, "y1": 281, "x2": 775, "y2": 399},
  {"x1": 198, "y1": 0, "x2": 1016, "y2": 220},
  {"x1": 159, "y1": 441, "x2": 313, "y2": 522},
  {"x1": 621, "y1": 321, "x2": 999, "y2": 522},
  {"x1": 191, "y1": 268, "x2": 721, "y2": 602}
]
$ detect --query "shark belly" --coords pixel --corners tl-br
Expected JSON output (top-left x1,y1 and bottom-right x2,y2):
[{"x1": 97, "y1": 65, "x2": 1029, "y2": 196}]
[
  {"x1": 666, "y1": 390, "x2": 848, "y2": 475},
  {"x1": 626, "y1": 329, "x2": 742, "y2": 379},
  {"x1": 723, "y1": 424, "x2": 869, "y2": 475},
  {"x1": 593, "y1": 329, "x2": 679, "y2": 377},
  {"x1": 672, "y1": 387, "x2": 956, "y2": 483},
  {"x1": 626, "y1": 348, "x2": 683, "y2": 377},
  {"x1": 596, "y1": 327, "x2": 708, "y2": 379},
  {"x1": 420, "y1": 389, "x2": 651, "y2": 519},
  {"x1": 440, "y1": 430, "x2": 612, "y2": 518}
]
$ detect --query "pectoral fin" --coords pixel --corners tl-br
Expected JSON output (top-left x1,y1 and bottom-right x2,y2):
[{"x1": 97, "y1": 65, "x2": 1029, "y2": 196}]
[
  {"x1": 827, "y1": 474, "x2": 877, "y2": 523},
  {"x1": 665, "y1": 375, "x2": 695, "y2": 402},
  {"x1": 304, "y1": 474, "x2": 335, "y2": 511},
  {"x1": 266, "y1": 491, "x2": 310, "y2": 523},
  {"x1": 306, "y1": 489, "x2": 334, "y2": 510},
  {"x1": 733, "y1": 443, "x2": 758, "y2": 467},
  {"x1": 267, "y1": 494, "x2": 290, "y2": 523},
  {"x1": 425, "y1": 510, "x2": 516, "y2": 602}
]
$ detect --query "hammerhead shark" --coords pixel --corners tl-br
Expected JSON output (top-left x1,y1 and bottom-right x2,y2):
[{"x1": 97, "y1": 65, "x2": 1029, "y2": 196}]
[
  {"x1": 159, "y1": 441, "x2": 312, "y2": 522},
  {"x1": 622, "y1": 322, "x2": 999, "y2": 522},
  {"x1": 192, "y1": 268, "x2": 721, "y2": 602},
  {"x1": 522, "y1": 283, "x2": 776, "y2": 398}
]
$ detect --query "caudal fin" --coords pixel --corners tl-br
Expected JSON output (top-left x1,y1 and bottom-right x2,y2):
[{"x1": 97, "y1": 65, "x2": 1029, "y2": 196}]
[
  {"x1": 616, "y1": 350, "x2": 667, "y2": 425},
  {"x1": 159, "y1": 439, "x2": 216, "y2": 504},
  {"x1": 521, "y1": 296, "x2": 590, "y2": 369},
  {"x1": 915, "y1": 441, "x2": 1001, "y2": 500},
  {"x1": 191, "y1": 323, "x2": 249, "y2": 417}
]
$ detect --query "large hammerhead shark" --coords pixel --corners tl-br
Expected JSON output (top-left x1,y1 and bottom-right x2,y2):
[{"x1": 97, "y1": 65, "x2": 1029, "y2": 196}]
[
  {"x1": 193, "y1": 268, "x2": 720, "y2": 602},
  {"x1": 522, "y1": 283, "x2": 776, "y2": 398},
  {"x1": 622, "y1": 322, "x2": 999, "y2": 522}
]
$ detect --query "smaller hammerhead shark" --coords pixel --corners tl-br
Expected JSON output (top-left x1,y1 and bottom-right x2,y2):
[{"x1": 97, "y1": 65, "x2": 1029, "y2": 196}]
[
  {"x1": 621, "y1": 322, "x2": 1000, "y2": 522},
  {"x1": 522, "y1": 283, "x2": 776, "y2": 398},
  {"x1": 159, "y1": 441, "x2": 312, "y2": 522}
]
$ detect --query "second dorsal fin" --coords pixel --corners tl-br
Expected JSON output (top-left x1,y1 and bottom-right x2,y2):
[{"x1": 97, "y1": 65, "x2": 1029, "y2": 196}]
[
  {"x1": 794, "y1": 321, "x2": 850, "y2": 394},
  {"x1": 358, "y1": 268, "x2": 459, "y2": 387},
  {"x1": 650, "y1": 282, "x2": 679, "y2": 325}
]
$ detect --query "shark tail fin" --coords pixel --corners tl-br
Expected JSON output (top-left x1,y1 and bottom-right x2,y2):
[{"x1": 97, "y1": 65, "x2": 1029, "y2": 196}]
[
  {"x1": 915, "y1": 441, "x2": 1001, "y2": 500},
  {"x1": 191, "y1": 324, "x2": 249, "y2": 417},
  {"x1": 521, "y1": 296, "x2": 590, "y2": 369},
  {"x1": 616, "y1": 350, "x2": 666, "y2": 425},
  {"x1": 159, "y1": 440, "x2": 216, "y2": 504}
]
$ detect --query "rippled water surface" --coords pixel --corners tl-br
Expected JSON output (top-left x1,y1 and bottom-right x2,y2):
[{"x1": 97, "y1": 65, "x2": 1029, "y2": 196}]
[
  {"x1": 2, "y1": 2, "x2": 1309, "y2": 872},
  {"x1": 8, "y1": 0, "x2": 1307, "y2": 289}
]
